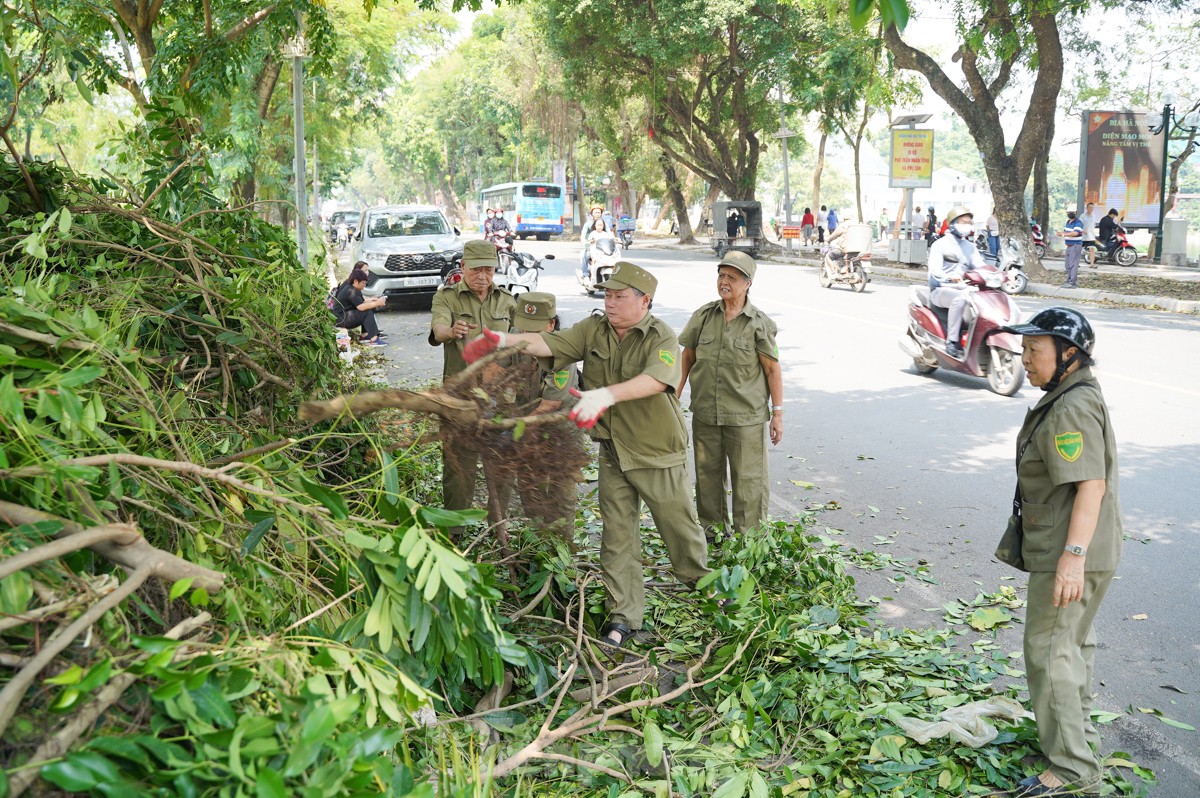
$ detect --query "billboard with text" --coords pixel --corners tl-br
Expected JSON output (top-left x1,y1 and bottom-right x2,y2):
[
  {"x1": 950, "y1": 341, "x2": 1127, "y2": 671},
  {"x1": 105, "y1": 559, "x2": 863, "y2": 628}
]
[
  {"x1": 1078, "y1": 111, "x2": 1166, "y2": 228},
  {"x1": 889, "y1": 129, "x2": 935, "y2": 188}
]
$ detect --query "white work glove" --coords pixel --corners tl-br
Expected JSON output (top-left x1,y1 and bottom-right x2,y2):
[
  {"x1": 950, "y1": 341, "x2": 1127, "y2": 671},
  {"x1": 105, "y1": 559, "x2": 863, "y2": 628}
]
[
  {"x1": 567, "y1": 387, "x2": 615, "y2": 430},
  {"x1": 463, "y1": 328, "x2": 507, "y2": 363}
]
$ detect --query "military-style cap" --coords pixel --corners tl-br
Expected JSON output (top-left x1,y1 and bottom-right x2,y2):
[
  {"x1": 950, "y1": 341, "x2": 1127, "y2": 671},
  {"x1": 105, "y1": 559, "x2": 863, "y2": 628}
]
[
  {"x1": 596, "y1": 261, "x2": 658, "y2": 298},
  {"x1": 512, "y1": 292, "x2": 557, "y2": 332},
  {"x1": 718, "y1": 250, "x2": 757, "y2": 280},
  {"x1": 463, "y1": 239, "x2": 498, "y2": 269}
]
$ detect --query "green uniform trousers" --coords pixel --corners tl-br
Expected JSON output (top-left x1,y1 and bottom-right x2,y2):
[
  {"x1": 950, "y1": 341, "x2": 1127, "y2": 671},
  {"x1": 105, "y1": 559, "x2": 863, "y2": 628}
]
[
  {"x1": 441, "y1": 433, "x2": 506, "y2": 532},
  {"x1": 497, "y1": 475, "x2": 578, "y2": 552},
  {"x1": 692, "y1": 419, "x2": 769, "y2": 535},
  {"x1": 1024, "y1": 569, "x2": 1114, "y2": 791},
  {"x1": 598, "y1": 441, "x2": 710, "y2": 630}
]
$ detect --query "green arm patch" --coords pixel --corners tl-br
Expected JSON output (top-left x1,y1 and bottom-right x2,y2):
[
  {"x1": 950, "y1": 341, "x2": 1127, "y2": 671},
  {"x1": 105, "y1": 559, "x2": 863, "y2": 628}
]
[
  {"x1": 659, "y1": 349, "x2": 675, "y2": 367},
  {"x1": 1054, "y1": 431, "x2": 1083, "y2": 462},
  {"x1": 553, "y1": 369, "x2": 570, "y2": 390}
]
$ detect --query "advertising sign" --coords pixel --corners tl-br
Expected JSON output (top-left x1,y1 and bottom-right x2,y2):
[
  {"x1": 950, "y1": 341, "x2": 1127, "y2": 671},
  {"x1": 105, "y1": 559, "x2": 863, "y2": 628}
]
[
  {"x1": 1078, "y1": 111, "x2": 1166, "y2": 229},
  {"x1": 780, "y1": 225, "x2": 802, "y2": 240},
  {"x1": 889, "y1": 129, "x2": 935, "y2": 188}
]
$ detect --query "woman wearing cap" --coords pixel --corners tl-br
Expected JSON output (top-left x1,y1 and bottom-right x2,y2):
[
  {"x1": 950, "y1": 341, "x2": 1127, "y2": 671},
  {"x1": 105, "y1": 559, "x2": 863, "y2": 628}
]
[
  {"x1": 1000, "y1": 307, "x2": 1122, "y2": 797},
  {"x1": 678, "y1": 251, "x2": 782, "y2": 537}
]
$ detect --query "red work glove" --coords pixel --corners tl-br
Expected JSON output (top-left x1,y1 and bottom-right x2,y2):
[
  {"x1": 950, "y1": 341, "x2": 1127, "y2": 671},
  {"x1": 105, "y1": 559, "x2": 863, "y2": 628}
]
[
  {"x1": 463, "y1": 328, "x2": 506, "y2": 363},
  {"x1": 567, "y1": 387, "x2": 615, "y2": 429}
]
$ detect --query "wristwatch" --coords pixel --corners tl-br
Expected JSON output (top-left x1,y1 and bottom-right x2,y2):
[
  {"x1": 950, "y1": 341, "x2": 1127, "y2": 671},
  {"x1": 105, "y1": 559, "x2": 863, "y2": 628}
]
[{"x1": 1063, "y1": 544, "x2": 1086, "y2": 556}]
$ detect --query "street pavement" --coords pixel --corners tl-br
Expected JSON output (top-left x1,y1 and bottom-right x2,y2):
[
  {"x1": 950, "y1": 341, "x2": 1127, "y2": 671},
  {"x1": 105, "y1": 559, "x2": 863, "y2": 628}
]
[{"x1": 362, "y1": 239, "x2": 1200, "y2": 795}]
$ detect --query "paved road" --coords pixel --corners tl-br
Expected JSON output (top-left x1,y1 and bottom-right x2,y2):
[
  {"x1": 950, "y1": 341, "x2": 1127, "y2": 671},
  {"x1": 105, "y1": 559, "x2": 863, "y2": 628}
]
[{"x1": 367, "y1": 239, "x2": 1200, "y2": 794}]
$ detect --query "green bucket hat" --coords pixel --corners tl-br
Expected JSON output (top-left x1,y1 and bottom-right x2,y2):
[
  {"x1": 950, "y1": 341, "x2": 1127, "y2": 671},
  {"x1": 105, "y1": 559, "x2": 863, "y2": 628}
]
[
  {"x1": 718, "y1": 250, "x2": 757, "y2": 280},
  {"x1": 463, "y1": 239, "x2": 498, "y2": 269},
  {"x1": 596, "y1": 261, "x2": 658, "y2": 298}
]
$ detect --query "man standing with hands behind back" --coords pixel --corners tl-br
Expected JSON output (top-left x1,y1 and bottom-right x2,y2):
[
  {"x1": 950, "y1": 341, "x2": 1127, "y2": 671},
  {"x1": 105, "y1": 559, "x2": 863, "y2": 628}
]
[
  {"x1": 429, "y1": 239, "x2": 516, "y2": 516},
  {"x1": 459, "y1": 262, "x2": 711, "y2": 649}
]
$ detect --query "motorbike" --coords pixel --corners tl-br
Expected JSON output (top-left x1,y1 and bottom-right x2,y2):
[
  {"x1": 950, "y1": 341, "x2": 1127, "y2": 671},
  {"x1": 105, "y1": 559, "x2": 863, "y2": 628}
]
[
  {"x1": 616, "y1": 215, "x2": 636, "y2": 251},
  {"x1": 1102, "y1": 222, "x2": 1138, "y2": 267},
  {"x1": 980, "y1": 236, "x2": 1029, "y2": 295},
  {"x1": 1031, "y1": 222, "x2": 1046, "y2": 260},
  {"x1": 578, "y1": 235, "x2": 618, "y2": 295},
  {"x1": 898, "y1": 260, "x2": 1026, "y2": 396},
  {"x1": 495, "y1": 251, "x2": 554, "y2": 297},
  {"x1": 818, "y1": 246, "x2": 871, "y2": 293}
]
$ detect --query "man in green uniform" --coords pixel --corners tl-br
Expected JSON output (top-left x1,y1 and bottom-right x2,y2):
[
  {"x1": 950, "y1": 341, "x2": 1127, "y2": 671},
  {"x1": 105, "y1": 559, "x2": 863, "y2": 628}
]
[
  {"x1": 462, "y1": 262, "x2": 711, "y2": 647},
  {"x1": 679, "y1": 251, "x2": 782, "y2": 536},
  {"x1": 501, "y1": 292, "x2": 579, "y2": 546},
  {"x1": 429, "y1": 239, "x2": 516, "y2": 516},
  {"x1": 1002, "y1": 308, "x2": 1122, "y2": 796}
]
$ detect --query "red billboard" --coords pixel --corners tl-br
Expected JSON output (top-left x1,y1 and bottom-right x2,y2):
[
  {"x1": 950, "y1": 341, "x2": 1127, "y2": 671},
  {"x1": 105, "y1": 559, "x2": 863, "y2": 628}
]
[{"x1": 1078, "y1": 112, "x2": 1166, "y2": 229}]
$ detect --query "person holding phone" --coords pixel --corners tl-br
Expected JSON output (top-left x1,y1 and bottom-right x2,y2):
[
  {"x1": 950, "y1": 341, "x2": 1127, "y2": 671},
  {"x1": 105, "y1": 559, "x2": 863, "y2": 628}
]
[
  {"x1": 332, "y1": 265, "x2": 386, "y2": 346},
  {"x1": 429, "y1": 239, "x2": 516, "y2": 517}
]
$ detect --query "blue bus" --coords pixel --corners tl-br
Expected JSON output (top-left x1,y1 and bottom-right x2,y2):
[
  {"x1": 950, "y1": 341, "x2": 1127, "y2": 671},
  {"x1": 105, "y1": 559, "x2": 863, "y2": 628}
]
[{"x1": 479, "y1": 181, "x2": 565, "y2": 239}]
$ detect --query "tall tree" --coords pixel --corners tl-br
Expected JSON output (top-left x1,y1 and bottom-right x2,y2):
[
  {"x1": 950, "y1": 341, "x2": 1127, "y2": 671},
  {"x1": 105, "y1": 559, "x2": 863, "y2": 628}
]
[{"x1": 883, "y1": 3, "x2": 1068, "y2": 278}]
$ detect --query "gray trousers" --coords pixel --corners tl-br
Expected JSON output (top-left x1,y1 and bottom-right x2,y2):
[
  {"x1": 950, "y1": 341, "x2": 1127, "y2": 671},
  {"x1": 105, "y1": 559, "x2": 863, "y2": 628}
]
[
  {"x1": 1064, "y1": 245, "x2": 1082, "y2": 285},
  {"x1": 930, "y1": 285, "x2": 971, "y2": 345}
]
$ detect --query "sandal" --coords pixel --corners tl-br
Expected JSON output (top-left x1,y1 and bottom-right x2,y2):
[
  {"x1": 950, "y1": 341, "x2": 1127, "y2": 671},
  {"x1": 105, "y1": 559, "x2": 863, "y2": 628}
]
[{"x1": 599, "y1": 622, "x2": 632, "y2": 649}]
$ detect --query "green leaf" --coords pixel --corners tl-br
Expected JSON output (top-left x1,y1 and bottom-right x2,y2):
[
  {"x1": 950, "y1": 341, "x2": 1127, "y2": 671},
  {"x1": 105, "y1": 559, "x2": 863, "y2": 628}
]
[
  {"x1": 966, "y1": 606, "x2": 1012, "y2": 631},
  {"x1": 644, "y1": 721, "x2": 663, "y2": 767},
  {"x1": 58, "y1": 366, "x2": 104, "y2": 388},
  {"x1": 44, "y1": 665, "x2": 84, "y2": 686},
  {"x1": 0, "y1": 571, "x2": 32, "y2": 615},
  {"x1": 511, "y1": 419, "x2": 526, "y2": 442},
  {"x1": 240, "y1": 516, "x2": 275, "y2": 557},
  {"x1": 299, "y1": 476, "x2": 349, "y2": 520},
  {"x1": 712, "y1": 771, "x2": 749, "y2": 798},
  {"x1": 41, "y1": 751, "x2": 123, "y2": 791},
  {"x1": 58, "y1": 207, "x2": 73, "y2": 236},
  {"x1": 381, "y1": 450, "x2": 401, "y2": 504},
  {"x1": 256, "y1": 767, "x2": 287, "y2": 798},
  {"x1": 418, "y1": 505, "x2": 486, "y2": 528},
  {"x1": 1158, "y1": 716, "x2": 1195, "y2": 731},
  {"x1": 169, "y1": 578, "x2": 195, "y2": 601}
]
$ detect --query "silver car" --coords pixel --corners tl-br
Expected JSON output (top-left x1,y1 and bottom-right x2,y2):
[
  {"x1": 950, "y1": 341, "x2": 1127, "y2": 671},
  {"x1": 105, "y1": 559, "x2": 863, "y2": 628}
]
[{"x1": 355, "y1": 205, "x2": 462, "y2": 301}]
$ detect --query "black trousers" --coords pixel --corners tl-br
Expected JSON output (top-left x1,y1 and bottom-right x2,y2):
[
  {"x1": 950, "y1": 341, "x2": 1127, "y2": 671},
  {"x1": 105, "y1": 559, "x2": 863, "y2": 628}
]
[{"x1": 337, "y1": 308, "x2": 380, "y2": 339}]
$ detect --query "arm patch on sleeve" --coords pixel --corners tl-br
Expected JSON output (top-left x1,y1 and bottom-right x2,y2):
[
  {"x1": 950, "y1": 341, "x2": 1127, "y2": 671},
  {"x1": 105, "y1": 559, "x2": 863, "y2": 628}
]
[{"x1": 1054, "y1": 431, "x2": 1083, "y2": 462}]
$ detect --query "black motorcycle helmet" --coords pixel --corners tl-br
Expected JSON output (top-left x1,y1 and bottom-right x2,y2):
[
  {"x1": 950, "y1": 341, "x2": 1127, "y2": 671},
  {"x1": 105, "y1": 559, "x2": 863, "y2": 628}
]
[{"x1": 1002, "y1": 306, "x2": 1095, "y2": 391}]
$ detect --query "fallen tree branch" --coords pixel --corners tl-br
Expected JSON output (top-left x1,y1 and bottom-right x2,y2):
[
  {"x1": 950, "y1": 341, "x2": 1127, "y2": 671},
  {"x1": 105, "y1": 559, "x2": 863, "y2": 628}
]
[
  {"x1": 0, "y1": 567, "x2": 151, "y2": 739},
  {"x1": 0, "y1": 502, "x2": 226, "y2": 593},
  {"x1": 6, "y1": 612, "x2": 212, "y2": 797},
  {"x1": 0, "y1": 524, "x2": 139, "y2": 581},
  {"x1": 299, "y1": 389, "x2": 477, "y2": 425}
]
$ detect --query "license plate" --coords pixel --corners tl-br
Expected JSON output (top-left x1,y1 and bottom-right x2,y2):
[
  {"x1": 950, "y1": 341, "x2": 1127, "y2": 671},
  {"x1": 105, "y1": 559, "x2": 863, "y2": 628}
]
[{"x1": 396, "y1": 275, "x2": 440, "y2": 288}]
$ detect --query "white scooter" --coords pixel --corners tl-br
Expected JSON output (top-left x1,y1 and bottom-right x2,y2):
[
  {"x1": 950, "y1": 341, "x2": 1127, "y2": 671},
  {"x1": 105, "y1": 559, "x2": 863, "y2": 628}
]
[
  {"x1": 495, "y1": 250, "x2": 554, "y2": 297},
  {"x1": 578, "y1": 236, "x2": 618, "y2": 296}
]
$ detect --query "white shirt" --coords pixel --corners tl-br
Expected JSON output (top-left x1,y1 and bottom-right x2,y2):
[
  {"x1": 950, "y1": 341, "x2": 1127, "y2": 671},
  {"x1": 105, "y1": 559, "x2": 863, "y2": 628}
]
[
  {"x1": 928, "y1": 234, "x2": 985, "y2": 287},
  {"x1": 1078, "y1": 212, "x2": 1097, "y2": 241},
  {"x1": 986, "y1": 215, "x2": 1000, "y2": 236}
]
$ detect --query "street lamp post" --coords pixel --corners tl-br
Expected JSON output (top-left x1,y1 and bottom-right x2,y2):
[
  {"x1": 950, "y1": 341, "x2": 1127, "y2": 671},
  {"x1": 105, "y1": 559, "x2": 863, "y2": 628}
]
[
  {"x1": 1147, "y1": 94, "x2": 1200, "y2": 262},
  {"x1": 773, "y1": 80, "x2": 797, "y2": 251},
  {"x1": 282, "y1": 15, "x2": 310, "y2": 269}
]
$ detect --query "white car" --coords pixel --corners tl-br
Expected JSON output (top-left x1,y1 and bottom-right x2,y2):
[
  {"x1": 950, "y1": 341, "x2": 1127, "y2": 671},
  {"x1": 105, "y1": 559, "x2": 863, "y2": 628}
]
[{"x1": 355, "y1": 205, "x2": 462, "y2": 302}]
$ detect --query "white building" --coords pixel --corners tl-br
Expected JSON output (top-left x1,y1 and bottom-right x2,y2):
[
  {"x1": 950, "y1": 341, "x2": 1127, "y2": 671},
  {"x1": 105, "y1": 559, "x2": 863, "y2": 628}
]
[{"x1": 911, "y1": 167, "x2": 993, "y2": 220}]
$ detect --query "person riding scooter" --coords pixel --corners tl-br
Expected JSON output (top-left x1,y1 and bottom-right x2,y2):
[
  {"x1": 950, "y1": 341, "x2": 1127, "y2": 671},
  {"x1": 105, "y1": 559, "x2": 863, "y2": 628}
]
[
  {"x1": 579, "y1": 205, "x2": 605, "y2": 278},
  {"x1": 585, "y1": 218, "x2": 616, "y2": 286},
  {"x1": 928, "y1": 206, "x2": 986, "y2": 358},
  {"x1": 490, "y1": 208, "x2": 513, "y2": 238}
]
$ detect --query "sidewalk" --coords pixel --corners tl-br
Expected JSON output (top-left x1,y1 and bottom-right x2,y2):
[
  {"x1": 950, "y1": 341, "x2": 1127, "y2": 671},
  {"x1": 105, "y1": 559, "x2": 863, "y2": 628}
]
[{"x1": 636, "y1": 235, "x2": 1200, "y2": 315}]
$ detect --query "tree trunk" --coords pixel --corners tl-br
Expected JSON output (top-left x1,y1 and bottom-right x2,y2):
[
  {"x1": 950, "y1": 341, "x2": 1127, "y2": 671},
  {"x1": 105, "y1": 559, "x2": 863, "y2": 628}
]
[
  {"x1": 852, "y1": 111, "x2": 870, "y2": 223},
  {"x1": 1031, "y1": 118, "x2": 1053, "y2": 254},
  {"x1": 659, "y1": 151, "x2": 694, "y2": 244},
  {"x1": 811, "y1": 130, "x2": 827, "y2": 214},
  {"x1": 651, "y1": 198, "x2": 670, "y2": 231},
  {"x1": 697, "y1": 183, "x2": 721, "y2": 238}
]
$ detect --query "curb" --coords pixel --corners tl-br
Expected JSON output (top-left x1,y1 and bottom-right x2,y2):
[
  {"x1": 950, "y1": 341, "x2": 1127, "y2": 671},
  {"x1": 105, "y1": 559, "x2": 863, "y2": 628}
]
[{"x1": 635, "y1": 240, "x2": 1200, "y2": 315}]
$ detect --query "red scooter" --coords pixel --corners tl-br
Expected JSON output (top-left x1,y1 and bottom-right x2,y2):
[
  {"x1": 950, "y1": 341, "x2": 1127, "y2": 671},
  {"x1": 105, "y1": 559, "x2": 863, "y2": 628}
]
[
  {"x1": 898, "y1": 264, "x2": 1026, "y2": 396},
  {"x1": 1103, "y1": 222, "x2": 1138, "y2": 267},
  {"x1": 1031, "y1": 222, "x2": 1046, "y2": 259}
]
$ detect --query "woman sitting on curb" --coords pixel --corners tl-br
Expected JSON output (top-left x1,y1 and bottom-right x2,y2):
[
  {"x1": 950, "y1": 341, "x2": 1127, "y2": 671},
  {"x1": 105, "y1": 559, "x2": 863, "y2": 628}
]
[{"x1": 333, "y1": 265, "x2": 387, "y2": 347}]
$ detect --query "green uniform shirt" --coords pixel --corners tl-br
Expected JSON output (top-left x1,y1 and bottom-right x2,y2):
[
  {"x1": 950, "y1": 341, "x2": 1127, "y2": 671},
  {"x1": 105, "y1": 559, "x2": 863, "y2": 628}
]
[
  {"x1": 513, "y1": 355, "x2": 578, "y2": 410},
  {"x1": 678, "y1": 299, "x2": 778, "y2": 426},
  {"x1": 542, "y1": 311, "x2": 687, "y2": 470},
  {"x1": 429, "y1": 282, "x2": 516, "y2": 378},
  {"x1": 1016, "y1": 368, "x2": 1123, "y2": 572}
]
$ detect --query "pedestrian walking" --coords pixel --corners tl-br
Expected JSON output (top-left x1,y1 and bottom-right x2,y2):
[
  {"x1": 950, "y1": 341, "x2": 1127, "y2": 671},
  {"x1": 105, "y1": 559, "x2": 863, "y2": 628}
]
[
  {"x1": 998, "y1": 307, "x2": 1122, "y2": 797},
  {"x1": 801, "y1": 207, "x2": 815, "y2": 246},
  {"x1": 678, "y1": 251, "x2": 783, "y2": 537},
  {"x1": 1061, "y1": 210, "x2": 1084, "y2": 288},
  {"x1": 878, "y1": 208, "x2": 890, "y2": 242},
  {"x1": 817, "y1": 205, "x2": 828, "y2": 243},
  {"x1": 1079, "y1": 202, "x2": 1098, "y2": 269},
  {"x1": 826, "y1": 207, "x2": 839, "y2": 235},
  {"x1": 911, "y1": 206, "x2": 924, "y2": 240},
  {"x1": 428, "y1": 239, "x2": 516, "y2": 521},
  {"x1": 460, "y1": 261, "x2": 711, "y2": 649}
]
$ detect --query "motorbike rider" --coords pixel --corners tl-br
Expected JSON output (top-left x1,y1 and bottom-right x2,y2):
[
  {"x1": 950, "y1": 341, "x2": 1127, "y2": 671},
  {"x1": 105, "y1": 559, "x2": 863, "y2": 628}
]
[
  {"x1": 483, "y1": 208, "x2": 496, "y2": 236},
  {"x1": 490, "y1": 208, "x2": 513, "y2": 238},
  {"x1": 586, "y1": 218, "x2": 616, "y2": 285},
  {"x1": 927, "y1": 206, "x2": 986, "y2": 358},
  {"x1": 579, "y1": 205, "x2": 606, "y2": 281}
]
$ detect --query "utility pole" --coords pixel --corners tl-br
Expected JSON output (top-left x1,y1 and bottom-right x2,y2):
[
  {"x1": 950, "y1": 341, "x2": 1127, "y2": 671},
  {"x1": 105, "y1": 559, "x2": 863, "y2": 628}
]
[
  {"x1": 773, "y1": 81, "x2": 797, "y2": 250},
  {"x1": 284, "y1": 12, "x2": 310, "y2": 268}
]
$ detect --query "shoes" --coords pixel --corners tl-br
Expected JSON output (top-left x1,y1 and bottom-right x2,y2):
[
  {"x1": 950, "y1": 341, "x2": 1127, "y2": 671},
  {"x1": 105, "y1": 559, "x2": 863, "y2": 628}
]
[
  {"x1": 1061, "y1": 282, "x2": 1077, "y2": 289},
  {"x1": 364, "y1": 339, "x2": 387, "y2": 348},
  {"x1": 945, "y1": 342, "x2": 964, "y2": 358},
  {"x1": 1013, "y1": 775, "x2": 1070, "y2": 796}
]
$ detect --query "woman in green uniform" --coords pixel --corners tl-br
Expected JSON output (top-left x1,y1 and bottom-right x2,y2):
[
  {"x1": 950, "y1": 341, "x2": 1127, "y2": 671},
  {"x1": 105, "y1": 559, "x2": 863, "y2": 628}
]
[
  {"x1": 678, "y1": 251, "x2": 783, "y2": 536},
  {"x1": 1000, "y1": 307, "x2": 1122, "y2": 797}
]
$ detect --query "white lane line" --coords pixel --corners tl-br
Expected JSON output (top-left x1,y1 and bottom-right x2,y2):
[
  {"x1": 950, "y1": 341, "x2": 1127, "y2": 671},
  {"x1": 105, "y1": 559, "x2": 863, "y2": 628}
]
[{"x1": 1099, "y1": 371, "x2": 1200, "y2": 399}]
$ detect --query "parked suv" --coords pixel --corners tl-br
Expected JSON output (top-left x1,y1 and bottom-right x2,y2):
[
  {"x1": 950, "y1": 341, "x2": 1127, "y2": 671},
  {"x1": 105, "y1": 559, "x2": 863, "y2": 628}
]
[{"x1": 355, "y1": 205, "x2": 462, "y2": 302}]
